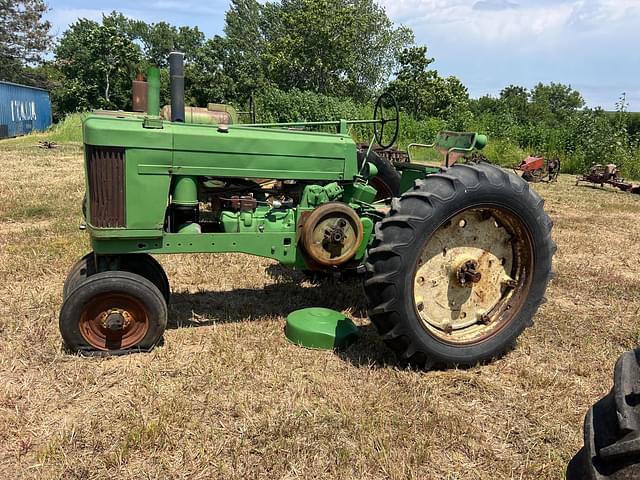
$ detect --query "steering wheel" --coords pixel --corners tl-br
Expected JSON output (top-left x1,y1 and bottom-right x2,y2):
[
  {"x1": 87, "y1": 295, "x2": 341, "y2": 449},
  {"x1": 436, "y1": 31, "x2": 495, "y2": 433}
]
[{"x1": 373, "y1": 92, "x2": 400, "y2": 149}]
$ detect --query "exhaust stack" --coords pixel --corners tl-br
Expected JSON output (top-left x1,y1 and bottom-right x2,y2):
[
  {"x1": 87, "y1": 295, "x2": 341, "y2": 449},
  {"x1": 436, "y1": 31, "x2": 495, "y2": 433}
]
[{"x1": 169, "y1": 52, "x2": 185, "y2": 123}]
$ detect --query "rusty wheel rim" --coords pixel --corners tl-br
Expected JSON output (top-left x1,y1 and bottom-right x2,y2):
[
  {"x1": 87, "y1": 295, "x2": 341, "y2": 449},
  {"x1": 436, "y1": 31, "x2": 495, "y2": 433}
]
[
  {"x1": 79, "y1": 293, "x2": 150, "y2": 350},
  {"x1": 412, "y1": 207, "x2": 534, "y2": 345}
]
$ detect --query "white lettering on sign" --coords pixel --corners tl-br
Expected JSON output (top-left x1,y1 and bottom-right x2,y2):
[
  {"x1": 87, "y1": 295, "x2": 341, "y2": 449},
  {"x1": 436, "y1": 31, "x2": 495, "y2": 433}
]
[{"x1": 10, "y1": 100, "x2": 37, "y2": 122}]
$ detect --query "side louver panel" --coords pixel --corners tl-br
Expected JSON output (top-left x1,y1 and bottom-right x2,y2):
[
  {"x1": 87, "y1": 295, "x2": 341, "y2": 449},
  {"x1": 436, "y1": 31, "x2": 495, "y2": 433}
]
[{"x1": 87, "y1": 146, "x2": 126, "y2": 228}]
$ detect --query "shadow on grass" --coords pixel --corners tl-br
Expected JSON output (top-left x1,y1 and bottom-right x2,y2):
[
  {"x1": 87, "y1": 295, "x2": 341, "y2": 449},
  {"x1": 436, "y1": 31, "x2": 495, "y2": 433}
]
[
  {"x1": 334, "y1": 323, "x2": 399, "y2": 369},
  {"x1": 166, "y1": 266, "x2": 400, "y2": 368},
  {"x1": 167, "y1": 282, "x2": 363, "y2": 326},
  {"x1": 167, "y1": 264, "x2": 365, "y2": 327},
  {"x1": 574, "y1": 183, "x2": 632, "y2": 194}
]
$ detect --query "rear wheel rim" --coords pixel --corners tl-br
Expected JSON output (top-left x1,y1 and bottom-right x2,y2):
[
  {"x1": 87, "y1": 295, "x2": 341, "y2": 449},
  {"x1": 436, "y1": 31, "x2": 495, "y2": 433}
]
[
  {"x1": 79, "y1": 293, "x2": 150, "y2": 350},
  {"x1": 412, "y1": 207, "x2": 534, "y2": 345}
]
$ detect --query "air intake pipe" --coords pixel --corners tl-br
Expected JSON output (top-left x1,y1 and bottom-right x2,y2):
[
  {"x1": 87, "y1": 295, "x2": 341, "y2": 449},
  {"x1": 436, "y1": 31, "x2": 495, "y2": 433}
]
[
  {"x1": 147, "y1": 67, "x2": 160, "y2": 116},
  {"x1": 169, "y1": 51, "x2": 185, "y2": 123}
]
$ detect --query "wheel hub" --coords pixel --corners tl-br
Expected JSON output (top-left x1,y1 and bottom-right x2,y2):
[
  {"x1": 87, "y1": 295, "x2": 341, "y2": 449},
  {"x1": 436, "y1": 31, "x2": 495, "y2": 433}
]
[
  {"x1": 324, "y1": 219, "x2": 347, "y2": 246},
  {"x1": 413, "y1": 209, "x2": 529, "y2": 344},
  {"x1": 79, "y1": 293, "x2": 150, "y2": 350},
  {"x1": 301, "y1": 203, "x2": 364, "y2": 267},
  {"x1": 98, "y1": 308, "x2": 133, "y2": 331},
  {"x1": 456, "y1": 259, "x2": 482, "y2": 285}
]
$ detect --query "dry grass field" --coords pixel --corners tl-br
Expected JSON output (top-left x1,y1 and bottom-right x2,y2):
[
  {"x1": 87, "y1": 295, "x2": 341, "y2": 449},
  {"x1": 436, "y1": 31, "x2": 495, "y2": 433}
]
[{"x1": 1, "y1": 135, "x2": 639, "y2": 479}]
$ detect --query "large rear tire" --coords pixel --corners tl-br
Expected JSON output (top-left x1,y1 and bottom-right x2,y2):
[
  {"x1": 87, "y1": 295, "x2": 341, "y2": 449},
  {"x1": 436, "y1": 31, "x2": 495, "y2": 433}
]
[
  {"x1": 358, "y1": 150, "x2": 401, "y2": 200},
  {"x1": 567, "y1": 348, "x2": 640, "y2": 479},
  {"x1": 364, "y1": 162, "x2": 555, "y2": 367}
]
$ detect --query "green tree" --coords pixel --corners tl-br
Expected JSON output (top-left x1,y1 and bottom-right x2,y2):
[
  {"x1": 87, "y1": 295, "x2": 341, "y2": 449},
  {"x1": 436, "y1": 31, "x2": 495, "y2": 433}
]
[
  {"x1": 185, "y1": 36, "x2": 235, "y2": 106},
  {"x1": 469, "y1": 95, "x2": 502, "y2": 116},
  {"x1": 54, "y1": 12, "x2": 141, "y2": 112},
  {"x1": 223, "y1": 0, "x2": 266, "y2": 102},
  {"x1": 500, "y1": 85, "x2": 529, "y2": 124},
  {"x1": 261, "y1": 0, "x2": 413, "y2": 99},
  {"x1": 388, "y1": 46, "x2": 470, "y2": 123},
  {"x1": 132, "y1": 21, "x2": 205, "y2": 67},
  {"x1": 0, "y1": 0, "x2": 51, "y2": 84},
  {"x1": 530, "y1": 82, "x2": 584, "y2": 124}
]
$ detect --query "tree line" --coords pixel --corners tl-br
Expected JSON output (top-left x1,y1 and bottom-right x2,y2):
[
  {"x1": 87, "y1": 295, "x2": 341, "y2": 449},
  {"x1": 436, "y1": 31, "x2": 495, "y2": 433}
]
[{"x1": 2, "y1": 0, "x2": 639, "y2": 175}]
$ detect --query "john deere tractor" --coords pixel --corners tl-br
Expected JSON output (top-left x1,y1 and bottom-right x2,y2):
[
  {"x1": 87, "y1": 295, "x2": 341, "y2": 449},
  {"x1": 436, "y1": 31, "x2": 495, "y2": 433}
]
[{"x1": 59, "y1": 53, "x2": 555, "y2": 367}]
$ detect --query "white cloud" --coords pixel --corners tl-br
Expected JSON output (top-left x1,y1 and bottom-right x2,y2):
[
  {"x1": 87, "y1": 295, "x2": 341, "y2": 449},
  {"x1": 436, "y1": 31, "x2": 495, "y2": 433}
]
[
  {"x1": 377, "y1": 0, "x2": 640, "y2": 108},
  {"x1": 570, "y1": 0, "x2": 640, "y2": 28},
  {"x1": 380, "y1": 0, "x2": 640, "y2": 44},
  {"x1": 473, "y1": 0, "x2": 520, "y2": 11},
  {"x1": 380, "y1": 0, "x2": 467, "y2": 26},
  {"x1": 45, "y1": 8, "x2": 108, "y2": 36}
]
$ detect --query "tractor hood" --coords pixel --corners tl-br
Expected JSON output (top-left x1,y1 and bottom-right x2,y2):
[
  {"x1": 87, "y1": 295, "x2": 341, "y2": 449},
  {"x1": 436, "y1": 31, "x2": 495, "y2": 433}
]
[{"x1": 83, "y1": 113, "x2": 358, "y2": 181}]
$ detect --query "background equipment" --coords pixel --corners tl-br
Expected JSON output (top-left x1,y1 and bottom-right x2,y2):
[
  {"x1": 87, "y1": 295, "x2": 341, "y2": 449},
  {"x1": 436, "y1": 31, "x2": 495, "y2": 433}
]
[
  {"x1": 576, "y1": 163, "x2": 640, "y2": 194},
  {"x1": 516, "y1": 155, "x2": 560, "y2": 183}
]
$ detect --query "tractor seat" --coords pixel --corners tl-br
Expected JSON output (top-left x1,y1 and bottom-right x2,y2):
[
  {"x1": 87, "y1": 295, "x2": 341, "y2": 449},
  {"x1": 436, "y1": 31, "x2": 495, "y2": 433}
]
[{"x1": 407, "y1": 131, "x2": 487, "y2": 167}]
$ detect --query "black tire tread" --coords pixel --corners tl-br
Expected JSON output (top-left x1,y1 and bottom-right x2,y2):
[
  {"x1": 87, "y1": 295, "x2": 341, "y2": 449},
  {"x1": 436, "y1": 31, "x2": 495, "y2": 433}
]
[
  {"x1": 364, "y1": 162, "x2": 555, "y2": 367},
  {"x1": 59, "y1": 270, "x2": 168, "y2": 356},
  {"x1": 62, "y1": 253, "x2": 170, "y2": 303},
  {"x1": 358, "y1": 150, "x2": 401, "y2": 198}
]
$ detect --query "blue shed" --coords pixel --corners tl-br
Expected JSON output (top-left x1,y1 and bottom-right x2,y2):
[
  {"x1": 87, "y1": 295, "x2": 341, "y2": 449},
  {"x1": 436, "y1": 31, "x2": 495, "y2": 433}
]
[{"x1": 0, "y1": 81, "x2": 52, "y2": 139}]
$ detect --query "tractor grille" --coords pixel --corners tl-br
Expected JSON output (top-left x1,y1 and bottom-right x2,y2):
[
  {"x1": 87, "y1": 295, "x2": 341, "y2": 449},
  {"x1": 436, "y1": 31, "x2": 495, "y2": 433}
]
[{"x1": 87, "y1": 146, "x2": 126, "y2": 228}]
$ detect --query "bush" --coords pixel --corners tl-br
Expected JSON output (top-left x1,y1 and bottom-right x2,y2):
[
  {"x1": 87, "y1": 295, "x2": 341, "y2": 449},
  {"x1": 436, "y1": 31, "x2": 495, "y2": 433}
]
[
  {"x1": 257, "y1": 88, "x2": 360, "y2": 126},
  {"x1": 621, "y1": 148, "x2": 640, "y2": 180},
  {"x1": 44, "y1": 113, "x2": 84, "y2": 143},
  {"x1": 481, "y1": 139, "x2": 528, "y2": 168},
  {"x1": 396, "y1": 115, "x2": 446, "y2": 149},
  {"x1": 467, "y1": 108, "x2": 640, "y2": 177}
]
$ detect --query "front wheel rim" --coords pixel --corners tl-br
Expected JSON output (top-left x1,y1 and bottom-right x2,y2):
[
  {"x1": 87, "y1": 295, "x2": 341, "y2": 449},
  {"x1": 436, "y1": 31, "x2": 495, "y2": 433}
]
[
  {"x1": 412, "y1": 207, "x2": 534, "y2": 345},
  {"x1": 79, "y1": 292, "x2": 150, "y2": 350}
]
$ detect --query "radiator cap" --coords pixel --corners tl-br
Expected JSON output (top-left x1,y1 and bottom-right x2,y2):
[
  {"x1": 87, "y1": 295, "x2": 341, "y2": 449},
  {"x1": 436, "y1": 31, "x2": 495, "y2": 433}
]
[{"x1": 286, "y1": 308, "x2": 360, "y2": 350}]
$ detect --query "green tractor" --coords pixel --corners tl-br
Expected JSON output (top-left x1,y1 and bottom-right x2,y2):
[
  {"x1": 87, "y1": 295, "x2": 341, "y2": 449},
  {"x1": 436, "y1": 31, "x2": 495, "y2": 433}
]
[{"x1": 60, "y1": 53, "x2": 555, "y2": 367}]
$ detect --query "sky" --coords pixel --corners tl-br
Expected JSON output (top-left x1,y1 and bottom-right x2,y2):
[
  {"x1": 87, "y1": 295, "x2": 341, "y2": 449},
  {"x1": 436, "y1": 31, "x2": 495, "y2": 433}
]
[{"x1": 45, "y1": 0, "x2": 640, "y2": 110}]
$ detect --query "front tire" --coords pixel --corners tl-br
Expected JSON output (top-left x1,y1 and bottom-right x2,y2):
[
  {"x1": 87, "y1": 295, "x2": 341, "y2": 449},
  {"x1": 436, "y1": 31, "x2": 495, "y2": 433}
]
[
  {"x1": 63, "y1": 253, "x2": 170, "y2": 304},
  {"x1": 60, "y1": 271, "x2": 167, "y2": 355},
  {"x1": 63, "y1": 252, "x2": 97, "y2": 300},
  {"x1": 364, "y1": 162, "x2": 554, "y2": 367}
]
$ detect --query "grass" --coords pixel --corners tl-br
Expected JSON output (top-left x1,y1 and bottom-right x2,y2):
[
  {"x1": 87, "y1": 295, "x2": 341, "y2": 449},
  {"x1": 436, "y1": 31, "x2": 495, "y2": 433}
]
[
  {"x1": 9, "y1": 113, "x2": 84, "y2": 146},
  {"x1": 1, "y1": 133, "x2": 640, "y2": 479},
  {"x1": 42, "y1": 113, "x2": 84, "y2": 143}
]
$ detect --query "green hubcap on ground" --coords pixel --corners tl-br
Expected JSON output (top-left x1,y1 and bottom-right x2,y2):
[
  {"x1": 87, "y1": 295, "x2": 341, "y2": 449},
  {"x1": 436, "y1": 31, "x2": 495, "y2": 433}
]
[
  {"x1": 413, "y1": 208, "x2": 533, "y2": 345},
  {"x1": 286, "y1": 308, "x2": 360, "y2": 349}
]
